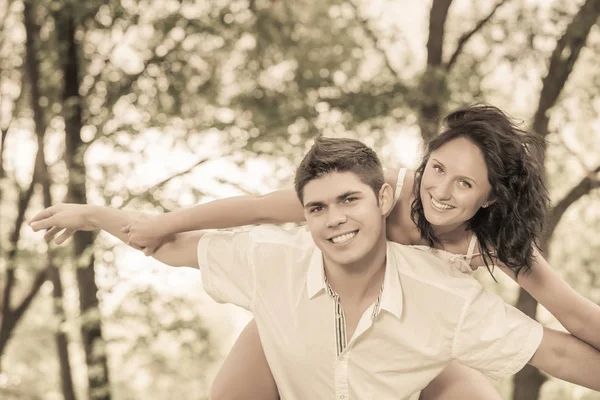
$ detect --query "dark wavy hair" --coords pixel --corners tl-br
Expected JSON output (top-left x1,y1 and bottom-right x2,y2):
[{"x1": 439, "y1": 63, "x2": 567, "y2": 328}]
[
  {"x1": 294, "y1": 136, "x2": 385, "y2": 204},
  {"x1": 410, "y1": 104, "x2": 549, "y2": 276}
]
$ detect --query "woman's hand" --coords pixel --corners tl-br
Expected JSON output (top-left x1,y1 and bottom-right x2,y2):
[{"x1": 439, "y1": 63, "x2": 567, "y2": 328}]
[
  {"x1": 29, "y1": 203, "x2": 98, "y2": 244},
  {"x1": 121, "y1": 214, "x2": 167, "y2": 255}
]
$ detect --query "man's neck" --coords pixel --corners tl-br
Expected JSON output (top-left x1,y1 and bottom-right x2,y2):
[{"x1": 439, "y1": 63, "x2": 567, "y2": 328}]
[{"x1": 323, "y1": 240, "x2": 387, "y2": 303}]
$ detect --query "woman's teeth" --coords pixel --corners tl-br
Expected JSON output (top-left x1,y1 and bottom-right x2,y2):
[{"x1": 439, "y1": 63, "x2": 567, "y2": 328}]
[
  {"x1": 431, "y1": 197, "x2": 454, "y2": 211},
  {"x1": 331, "y1": 231, "x2": 357, "y2": 244}
]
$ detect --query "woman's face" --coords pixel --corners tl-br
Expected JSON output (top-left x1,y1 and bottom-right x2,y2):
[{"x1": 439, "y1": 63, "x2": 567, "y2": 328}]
[{"x1": 420, "y1": 136, "x2": 494, "y2": 231}]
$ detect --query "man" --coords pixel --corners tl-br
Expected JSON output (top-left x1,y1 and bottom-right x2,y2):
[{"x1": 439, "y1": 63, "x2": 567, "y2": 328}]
[{"x1": 30, "y1": 137, "x2": 600, "y2": 399}]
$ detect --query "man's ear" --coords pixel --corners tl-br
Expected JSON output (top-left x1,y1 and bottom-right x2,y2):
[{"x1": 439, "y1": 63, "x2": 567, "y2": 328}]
[{"x1": 378, "y1": 183, "x2": 394, "y2": 216}]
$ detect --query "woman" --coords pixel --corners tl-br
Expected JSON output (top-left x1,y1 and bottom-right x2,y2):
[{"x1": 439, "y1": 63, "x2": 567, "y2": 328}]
[{"x1": 125, "y1": 105, "x2": 600, "y2": 399}]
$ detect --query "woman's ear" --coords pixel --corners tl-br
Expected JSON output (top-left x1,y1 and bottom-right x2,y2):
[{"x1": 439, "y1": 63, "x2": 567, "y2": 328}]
[{"x1": 482, "y1": 199, "x2": 496, "y2": 208}]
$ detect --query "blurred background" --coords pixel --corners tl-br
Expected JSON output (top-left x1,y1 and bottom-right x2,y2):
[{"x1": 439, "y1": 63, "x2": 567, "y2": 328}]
[{"x1": 1, "y1": 0, "x2": 599, "y2": 399}]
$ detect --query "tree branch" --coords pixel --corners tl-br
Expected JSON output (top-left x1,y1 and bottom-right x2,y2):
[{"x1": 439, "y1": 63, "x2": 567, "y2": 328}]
[
  {"x1": 533, "y1": 0, "x2": 600, "y2": 140},
  {"x1": 101, "y1": 24, "x2": 188, "y2": 111},
  {"x1": 119, "y1": 156, "x2": 210, "y2": 208},
  {"x1": 446, "y1": 0, "x2": 509, "y2": 70},
  {"x1": 347, "y1": 0, "x2": 401, "y2": 79},
  {"x1": 427, "y1": 0, "x2": 454, "y2": 67},
  {"x1": 543, "y1": 165, "x2": 600, "y2": 243},
  {"x1": 11, "y1": 268, "x2": 48, "y2": 323},
  {"x1": 556, "y1": 129, "x2": 596, "y2": 178},
  {"x1": 214, "y1": 177, "x2": 260, "y2": 196},
  {"x1": 0, "y1": 122, "x2": 9, "y2": 193},
  {"x1": 0, "y1": 1, "x2": 10, "y2": 54},
  {"x1": 82, "y1": 16, "x2": 138, "y2": 98}
]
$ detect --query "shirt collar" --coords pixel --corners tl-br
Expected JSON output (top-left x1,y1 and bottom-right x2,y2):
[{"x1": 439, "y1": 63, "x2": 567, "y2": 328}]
[
  {"x1": 306, "y1": 243, "x2": 404, "y2": 320},
  {"x1": 379, "y1": 244, "x2": 404, "y2": 319},
  {"x1": 307, "y1": 247, "x2": 326, "y2": 299}
]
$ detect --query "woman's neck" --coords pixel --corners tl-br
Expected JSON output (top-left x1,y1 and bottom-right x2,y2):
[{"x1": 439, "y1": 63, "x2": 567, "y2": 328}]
[{"x1": 432, "y1": 223, "x2": 471, "y2": 248}]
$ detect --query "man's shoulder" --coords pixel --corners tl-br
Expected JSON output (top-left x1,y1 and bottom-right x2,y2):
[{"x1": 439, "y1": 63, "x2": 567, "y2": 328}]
[
  {"x1": 199, "y1": 225, "x2": 315, "y2": 259},
  {"x1": 388, "y1": 242, "x2": 483, "y2": 300},
  {"x1": 248, "y1": 225, "x2": 314, "y2": 248}
]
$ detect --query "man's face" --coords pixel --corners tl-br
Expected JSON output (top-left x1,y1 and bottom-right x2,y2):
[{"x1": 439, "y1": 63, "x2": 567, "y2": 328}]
[{"x1": 302, "y1": 171, "x2": 390, "y2": 269}]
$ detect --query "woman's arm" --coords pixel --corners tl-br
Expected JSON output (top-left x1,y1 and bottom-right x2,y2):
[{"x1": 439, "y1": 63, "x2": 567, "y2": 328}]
[
  {"x1": 160, "y1": 189, "x2": 304, "y2": 232},
  {"x1": 419, "y1": 362, "x2": 502, "y2": 400},
  {"x1": 29, "y1": 203, "x2": 203, "y2": 268},
  {"x1": 125, "y1": 189, "x2": 305, "y2": 251},
  {"x1": 211, "y1": 319, "x2": 279, "y2": 400},
  {"x1": 499, "y1": 247, "x2": 600, "y2": 350}
]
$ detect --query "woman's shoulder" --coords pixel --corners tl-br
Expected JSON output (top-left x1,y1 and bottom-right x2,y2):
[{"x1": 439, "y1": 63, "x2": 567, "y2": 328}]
[
  {"x1": 384, "y1": 167, "x2": 416, "y2": 205},
  {"x1": 385, "y1": 167, "x2": 419, "y2": 245},
  {"x1": 400, "y1": 169, "x2": 416, "y2": 201}
]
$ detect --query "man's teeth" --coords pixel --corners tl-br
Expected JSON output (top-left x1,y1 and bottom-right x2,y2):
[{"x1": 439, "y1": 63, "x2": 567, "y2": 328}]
[
  {"x1": 431, "y1": 197, "x2": 454, "y2": 211},
  {"x1": 331, "y1": 232, "x2": 357, "y2": 244}
]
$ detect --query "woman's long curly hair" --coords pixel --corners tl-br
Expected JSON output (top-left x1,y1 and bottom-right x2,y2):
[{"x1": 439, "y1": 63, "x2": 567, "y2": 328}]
[{"x1": 410, "y1": 104, "x2": 549, "y2": 276}]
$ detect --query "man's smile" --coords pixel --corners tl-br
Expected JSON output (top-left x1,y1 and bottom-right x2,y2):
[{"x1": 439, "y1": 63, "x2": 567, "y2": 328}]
[{"x1": 328, "y1": 230, "x2": 358, "y2": 244}]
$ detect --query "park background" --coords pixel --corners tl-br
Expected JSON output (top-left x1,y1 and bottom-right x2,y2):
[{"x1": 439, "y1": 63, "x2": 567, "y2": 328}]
[{"x1": 1, "y1": 0, "x2": 599, "y2": 399}]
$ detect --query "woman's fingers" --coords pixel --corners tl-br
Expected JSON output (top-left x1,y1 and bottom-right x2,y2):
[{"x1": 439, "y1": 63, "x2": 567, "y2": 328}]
[
  {"x1": 55, "y1": 229, "x2": 75, "y2": 245},
  {"x1": 44, "y1": 226, "x2": 63, "y2": 241}
]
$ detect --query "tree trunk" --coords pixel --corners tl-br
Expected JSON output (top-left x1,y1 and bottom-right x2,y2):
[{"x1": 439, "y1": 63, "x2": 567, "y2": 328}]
[
  {"x1": 512, "y1": 1, "x2": 600, "y2": 399},
  {"x1": 55, "y1": 5, "x2": 110, "y2": 399},
  {"x1": 532, "y1": 0, "x2": 600, "y2": 142},
  {"x1": 512, "y1": 364, "x2": 548, "y2": 400},
  {"x1": 23, "y1": 1, "x2": 77, "y2": 398},
  {"x1": 417, "y1": 0, "x2": 453, "y2": 142},
  {"x1": 0, "y1": 123, "x2": 46, "y2": 373},
  {"x1": 48, "y1": 263, "x2": 77, "y2": 400},
  {"x1": 512, "y1": 239, "x2": 550, "y2": 400}
]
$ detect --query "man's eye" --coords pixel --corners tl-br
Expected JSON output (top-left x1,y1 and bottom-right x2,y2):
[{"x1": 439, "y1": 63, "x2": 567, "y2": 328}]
[
  {"x1": 310, "y1": 206, "x2": 323, "y2": 213},
  {"x1": 344, "y1": 197, "x2": 358, "y2": 203}
]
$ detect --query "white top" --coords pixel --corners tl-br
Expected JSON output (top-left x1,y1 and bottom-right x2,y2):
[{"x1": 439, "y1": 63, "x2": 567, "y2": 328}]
[{"x1": 198, "y1": 226, "x2": 543, "y2": 400}]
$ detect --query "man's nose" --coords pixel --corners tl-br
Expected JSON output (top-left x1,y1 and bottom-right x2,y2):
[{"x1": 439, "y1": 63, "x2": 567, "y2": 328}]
[{"x1": 326, "y1": 205, "x2": 347, "y2": 228}]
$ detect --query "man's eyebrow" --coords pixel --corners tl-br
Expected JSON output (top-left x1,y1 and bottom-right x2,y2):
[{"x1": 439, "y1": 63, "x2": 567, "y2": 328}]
[
  {"x1": 303, "y1": 191, "x2": 363, "y2": 209},
  {"x1": 304, "y1": 200, "x2": 325, "y2": 209},
  {"x1": 337, "y1": 191, "x2": 362, "y2": 201}
]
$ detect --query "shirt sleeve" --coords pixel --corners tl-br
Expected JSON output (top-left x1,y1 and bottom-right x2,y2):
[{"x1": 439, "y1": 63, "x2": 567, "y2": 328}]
[
  {"x1": 197, "y1": 230, "x2": 256, "y2": 311},
  {"x1": 452, "y1": 286, "x2": 544, "y2": 378}
]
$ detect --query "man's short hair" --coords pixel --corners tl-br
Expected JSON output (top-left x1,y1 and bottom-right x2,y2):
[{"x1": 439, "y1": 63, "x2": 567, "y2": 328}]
[{"x1": 294, "y1": 136, "x2": 385, "y2": 204}]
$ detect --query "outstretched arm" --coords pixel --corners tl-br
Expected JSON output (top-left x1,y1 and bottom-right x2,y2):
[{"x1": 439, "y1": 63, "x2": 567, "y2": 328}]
[
  {"x1": 500, "y1": 248, "x2": 600, "y2": 350},
  {"x1": 126, "y1": 168, "x2": 407, "y2": 252},
  {"x1": 125, "y1": 189, "x2": 305, "y2": 252},
  {"x1": 529, "y1": 327, "x2": 600, "y2": 391},
  {"x1": 30, "y1": 204, "x2": 202, "y2": 268}
]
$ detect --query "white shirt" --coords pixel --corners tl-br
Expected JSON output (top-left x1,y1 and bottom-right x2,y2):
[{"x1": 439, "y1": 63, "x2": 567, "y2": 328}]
[{"x1": 198, "y1": 226, "x2": 543, "y2": 400}]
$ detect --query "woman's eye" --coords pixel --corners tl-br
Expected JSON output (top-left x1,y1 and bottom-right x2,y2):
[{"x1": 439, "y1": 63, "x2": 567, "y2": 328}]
[
  {"x1": 459, "y1": 180, "x2": 472, "y2": 189},
  {"x1": 433, "y1": 164, "x2": 443, "y2": 173}
]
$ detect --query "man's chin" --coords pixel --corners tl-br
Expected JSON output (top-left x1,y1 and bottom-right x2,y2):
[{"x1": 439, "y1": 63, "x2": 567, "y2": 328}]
[{"x1": 322, "y1": 252, "x2": 362, "y2": 269}]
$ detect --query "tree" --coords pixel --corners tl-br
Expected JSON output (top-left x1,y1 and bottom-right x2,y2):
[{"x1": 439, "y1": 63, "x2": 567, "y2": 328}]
[
  {"x1": 0, "y1": 0, "x2": 48, "y2": 376},
  {"x1": 4, "y1": 0, "x2": 599, "y2": 398},
  {"x1": 512, "y1": 0, "x2": 600, "y2": 398},
  {"x1": 23, "y1": 1, "x2": 76, "y2": 398}
]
